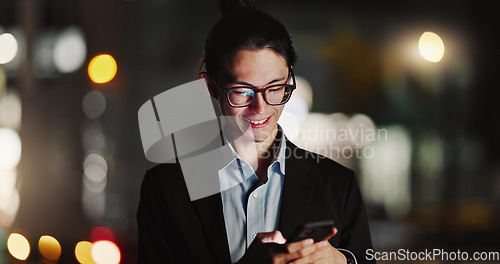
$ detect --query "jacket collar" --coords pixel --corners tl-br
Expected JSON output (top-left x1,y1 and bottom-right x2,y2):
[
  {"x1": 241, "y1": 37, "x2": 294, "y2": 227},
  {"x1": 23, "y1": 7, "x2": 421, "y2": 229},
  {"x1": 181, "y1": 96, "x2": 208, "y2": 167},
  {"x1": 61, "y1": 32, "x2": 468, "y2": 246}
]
[{"x1": 278, "y1": 139, "x2": 317, "y2": 240}]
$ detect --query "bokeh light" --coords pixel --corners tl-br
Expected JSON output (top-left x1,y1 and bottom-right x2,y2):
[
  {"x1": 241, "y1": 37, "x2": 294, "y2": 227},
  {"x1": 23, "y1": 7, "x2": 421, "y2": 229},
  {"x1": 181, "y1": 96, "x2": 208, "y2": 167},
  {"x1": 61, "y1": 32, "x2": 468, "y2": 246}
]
[
  {"x1": 91, "y1": 240, "x2": 121, "y2": 264},
  {"x1": 88, "y1": 54, "x2": 117, "y2": 84},
  {"x1": 82, "y1": 187, "x2": 106, "y2": 220},
  {"x1": 81, "y1": 121, "x2": 107, "y2": 153},
  {"x1": 83, "y1": 153, "x2": 108, "y2": 193},
  {"x1": 2, "y1": 28, "x2": 26, "y2": 76},
  {"x1": 278, "y1": 111, "x2": 301, "y2": 141},
  {"x1": 82, "y1": 90, "x2": 107, "y2": 119},
  {"x1": 38, "y1": 235, "x2": 61, "y2": 261},
  {"x1": 90, "y1": 227, "x2": 115, "y2": 243},
  {"x1": 293, "y1": 76, "x2": 313, "y2": 111},
  {"x1": 53, "y1": 27, "x2": 87, "y2": 73},
  {"x1": 84, "y1": 174, "x2": 107, "y2": 193},
  {"x1": 0, "y1": 128, "x2": 22, "y2": 170},
  {"x1": 0, "y1": 228, "x2": 7, "y2": 252},
  {"x1": 33, "y1": 30, "x2": 57, "y2": 78},
  {"x1": 0, "y1": 68, "x2": 6, "y2": 94},
  {"x1": 280, "y1": 75, "x2": 312, "y2": 142},
  {"x1": 0, "y1": 91, "x2": 22, "y2": 130},
  {"x1": 0, "y1": 33, "x2": 18, "y2": 64},
  {"x1": 84, "y1": 153, "x2": 108, "y2": 183},
  {"x1": 360, "y1": 125, "x2": 412, "y2": 218},
  {"x1": 0, "y1": 170, "x2": 20, "y2": 227},
  {"x1": 7, "y1": 233, "x2": 30, "y2": 260},
  {"x1": 346, "y1": 114, "x2": 376, "y2": 147},
  {"x1": 419, "y1": 31, "x2": 445, "y2": 62},
  {"x1": 75, "y1": 241, "x2": 96, "y2": 264}
]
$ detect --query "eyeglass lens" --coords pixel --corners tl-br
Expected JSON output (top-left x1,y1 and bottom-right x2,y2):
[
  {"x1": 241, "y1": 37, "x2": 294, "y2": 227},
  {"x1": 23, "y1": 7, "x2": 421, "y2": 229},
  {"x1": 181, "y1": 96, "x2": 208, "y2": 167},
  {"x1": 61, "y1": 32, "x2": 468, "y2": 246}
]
[{"x1": 228, "y1": 86, "x2": 291, "y2": 106}]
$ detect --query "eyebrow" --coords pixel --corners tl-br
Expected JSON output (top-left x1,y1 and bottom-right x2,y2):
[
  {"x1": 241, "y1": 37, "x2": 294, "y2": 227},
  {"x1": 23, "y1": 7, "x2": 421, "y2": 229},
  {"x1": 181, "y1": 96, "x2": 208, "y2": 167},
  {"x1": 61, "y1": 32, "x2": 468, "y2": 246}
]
[{"x1": 231, "y1": 76, "x2": 286, "y2": 87}]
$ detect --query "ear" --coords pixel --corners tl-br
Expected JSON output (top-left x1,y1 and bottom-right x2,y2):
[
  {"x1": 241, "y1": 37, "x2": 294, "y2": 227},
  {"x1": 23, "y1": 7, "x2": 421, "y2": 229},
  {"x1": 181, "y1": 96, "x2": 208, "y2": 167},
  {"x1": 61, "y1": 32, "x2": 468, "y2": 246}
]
[{"x1": 200, "y1": 72, "x2": 218, "y2": 99}]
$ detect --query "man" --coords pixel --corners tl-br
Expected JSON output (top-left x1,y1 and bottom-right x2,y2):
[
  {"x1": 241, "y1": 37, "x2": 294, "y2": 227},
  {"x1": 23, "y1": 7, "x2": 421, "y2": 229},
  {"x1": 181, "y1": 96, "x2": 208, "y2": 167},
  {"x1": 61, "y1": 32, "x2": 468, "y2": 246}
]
[{"x1": 137, "y1": 6, "x2": 374, "y2": 264}]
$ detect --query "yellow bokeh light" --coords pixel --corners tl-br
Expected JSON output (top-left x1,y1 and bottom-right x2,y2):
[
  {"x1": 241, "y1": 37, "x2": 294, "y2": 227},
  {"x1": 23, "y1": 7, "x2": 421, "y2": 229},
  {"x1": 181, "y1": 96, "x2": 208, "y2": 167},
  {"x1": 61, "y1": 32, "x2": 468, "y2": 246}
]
[
  {"x1": 418, "y1": 31, "x2": 445, "y2": 63},
  {"x1": 75, "y1": 241, "x2": 96, "y2": 264},
  {"x1": 88, "y1": 54, "x2": 117, "y2": 84},
  {"x1": 7, "y1": 233, "x2": 30, "y2": 260},
  {"x1": 38, "y1": 235, "x2": 62, "y2": 261},
  {"x1": 91, "y1": 240, "x2": 121, "y2": 264}
]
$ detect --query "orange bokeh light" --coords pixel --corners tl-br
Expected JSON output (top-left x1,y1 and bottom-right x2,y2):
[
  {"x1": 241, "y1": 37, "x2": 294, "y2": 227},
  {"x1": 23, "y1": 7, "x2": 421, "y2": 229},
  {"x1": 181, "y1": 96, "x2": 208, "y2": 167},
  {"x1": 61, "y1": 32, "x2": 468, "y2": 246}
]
[{"x1": 88, "y1": 54, "x2": 117, "y2": 84}]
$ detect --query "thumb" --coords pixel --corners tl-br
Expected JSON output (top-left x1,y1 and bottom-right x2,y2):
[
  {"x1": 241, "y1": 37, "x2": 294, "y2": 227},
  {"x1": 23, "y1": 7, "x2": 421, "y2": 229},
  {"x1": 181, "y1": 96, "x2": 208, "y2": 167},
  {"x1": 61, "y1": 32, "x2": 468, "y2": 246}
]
[{"x1": 256, "y1": 231, "x2": 287, "y2": 244}]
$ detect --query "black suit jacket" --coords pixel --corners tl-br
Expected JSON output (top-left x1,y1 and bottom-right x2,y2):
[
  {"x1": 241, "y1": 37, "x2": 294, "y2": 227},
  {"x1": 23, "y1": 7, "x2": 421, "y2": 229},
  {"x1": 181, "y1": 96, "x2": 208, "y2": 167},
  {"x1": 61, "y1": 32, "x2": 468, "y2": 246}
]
[{"x1": 137, "y1": 140, "x2": 374, "y2": 263}]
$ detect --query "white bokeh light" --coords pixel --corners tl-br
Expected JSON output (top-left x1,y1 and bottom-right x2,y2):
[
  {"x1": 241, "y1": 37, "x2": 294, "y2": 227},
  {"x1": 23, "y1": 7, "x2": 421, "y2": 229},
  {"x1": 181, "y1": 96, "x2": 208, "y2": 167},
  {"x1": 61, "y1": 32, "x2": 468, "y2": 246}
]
[
  {"x1": 0, "y1": 169, "x2": 20, "y2": 227},
  {"x1": 0, "y1": 33, "x2": 18, "y2": 64},
  {"x1": 0, "y1": 128, "x2": 22, "y2": 170},
  {"x1": 53, "y1": 27, "x2": 87, "y2": 73},
  {"x1": 278, "y1": 111, "x2": 301, "y2": 141},
  {"x1": 83, "y1": 153, "x2": 108, "y2": 182},
  {"x1": 82, "y1": 90, "x2": 107, "y2": 119},
  {"x1": 346, "y1": 114, "x2": 376, "y2": 147},
  {"x1": 0, "y1": 91, "x2": 22, "y2": 130},
  {"x1": 419, "y1": 31, "x2": 445, "y2": 63},
  {"x1": 360, "y1": 125, "x2": 412, "y2": 218},
  {"x1": 91, "y1": 240, "x2": 121, "y2": 264}
]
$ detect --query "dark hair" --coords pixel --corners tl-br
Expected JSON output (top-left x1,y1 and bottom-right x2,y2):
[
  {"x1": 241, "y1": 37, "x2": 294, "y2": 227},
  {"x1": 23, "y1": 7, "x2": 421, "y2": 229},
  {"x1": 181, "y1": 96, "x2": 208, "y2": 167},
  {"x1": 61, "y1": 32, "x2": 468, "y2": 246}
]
[{"x1": 201, "y1": 0, "x2": 297, "y2": 84}]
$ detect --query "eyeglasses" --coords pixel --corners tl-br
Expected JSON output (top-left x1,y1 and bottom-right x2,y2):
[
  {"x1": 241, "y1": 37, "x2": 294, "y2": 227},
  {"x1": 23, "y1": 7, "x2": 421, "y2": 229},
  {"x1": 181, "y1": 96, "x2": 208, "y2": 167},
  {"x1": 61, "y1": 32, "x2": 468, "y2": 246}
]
[{"x1": 211, "y1": 69, "x2": 296, "y2": 108}]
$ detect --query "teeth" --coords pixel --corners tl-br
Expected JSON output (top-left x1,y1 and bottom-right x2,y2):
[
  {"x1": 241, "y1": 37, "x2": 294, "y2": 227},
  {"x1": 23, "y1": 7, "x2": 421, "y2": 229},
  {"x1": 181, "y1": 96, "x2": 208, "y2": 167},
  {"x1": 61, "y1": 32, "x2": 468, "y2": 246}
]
[{"x1": 247, "y1": 118, "x2": 267, "y2": 125}]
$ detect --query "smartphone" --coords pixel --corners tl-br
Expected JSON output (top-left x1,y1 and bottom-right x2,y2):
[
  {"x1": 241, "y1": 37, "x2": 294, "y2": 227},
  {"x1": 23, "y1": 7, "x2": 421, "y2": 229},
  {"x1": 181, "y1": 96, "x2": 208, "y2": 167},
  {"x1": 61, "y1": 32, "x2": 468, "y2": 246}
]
[{"x1": 287, "y1": 220, "x2": 335, "y2": 243}]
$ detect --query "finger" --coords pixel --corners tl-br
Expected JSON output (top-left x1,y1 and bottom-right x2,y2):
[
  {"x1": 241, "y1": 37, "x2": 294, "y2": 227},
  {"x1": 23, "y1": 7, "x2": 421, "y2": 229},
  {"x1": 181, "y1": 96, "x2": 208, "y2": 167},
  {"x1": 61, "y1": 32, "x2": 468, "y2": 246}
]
[
  {"x1": 288, "y1": 242, "x2": 331, "y2": 264},
  {"x1": 270, "y1": 252, "x2": 292, "y2": 264},
  {"x1": 294, "y1": 241, "x2": 328, "y2": 258},
  {"x1": 322, "y1": 227, "x2": 338, "y2": 241},
  {"x1": 257, "y1": 230, "x2": 287, "y2": 244},
  {"x1": 286, "y1": 238, "x2": 314, "y2": 253}
]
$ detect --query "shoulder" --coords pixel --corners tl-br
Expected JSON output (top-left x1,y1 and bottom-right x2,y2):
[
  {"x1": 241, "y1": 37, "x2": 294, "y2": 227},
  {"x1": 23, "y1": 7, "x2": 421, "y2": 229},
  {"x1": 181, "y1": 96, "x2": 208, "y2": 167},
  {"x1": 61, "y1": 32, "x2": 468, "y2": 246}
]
[
  {"x1": 140, "y1": 163, "x2": 188, "y2": 198},
  {"x1": 145, "y1": 162, "x2": 182, "y2": 177},
  {"x1": 285, "y1": 140, "x2": 356, "y2": 187}
]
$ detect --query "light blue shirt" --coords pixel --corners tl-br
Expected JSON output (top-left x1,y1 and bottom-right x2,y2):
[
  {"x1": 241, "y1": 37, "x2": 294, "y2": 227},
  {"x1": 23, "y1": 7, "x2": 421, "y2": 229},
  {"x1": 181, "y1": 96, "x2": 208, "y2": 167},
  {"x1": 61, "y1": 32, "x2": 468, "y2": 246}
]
[{"x1": 219, "y1": 133, "x2": 286, "y2": 263}]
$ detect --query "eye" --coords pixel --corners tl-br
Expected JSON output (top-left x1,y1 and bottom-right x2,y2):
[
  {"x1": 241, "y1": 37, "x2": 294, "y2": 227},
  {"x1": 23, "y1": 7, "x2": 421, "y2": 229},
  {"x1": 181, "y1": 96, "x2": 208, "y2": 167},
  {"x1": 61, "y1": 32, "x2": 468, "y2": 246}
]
[
  {"x1": 268, "y1": 86, "x2": 284, "y2": 94},
  {"x1": 232, "y1": 88, "x2": 253, "y2": 96}
]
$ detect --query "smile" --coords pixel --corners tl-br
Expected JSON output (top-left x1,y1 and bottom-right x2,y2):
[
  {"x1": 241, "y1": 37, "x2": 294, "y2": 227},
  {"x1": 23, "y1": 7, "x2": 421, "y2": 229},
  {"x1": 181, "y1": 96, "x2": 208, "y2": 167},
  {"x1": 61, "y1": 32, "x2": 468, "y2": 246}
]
[{"x1": 243, "y1": 116, "x2": 271, "y2": 127}]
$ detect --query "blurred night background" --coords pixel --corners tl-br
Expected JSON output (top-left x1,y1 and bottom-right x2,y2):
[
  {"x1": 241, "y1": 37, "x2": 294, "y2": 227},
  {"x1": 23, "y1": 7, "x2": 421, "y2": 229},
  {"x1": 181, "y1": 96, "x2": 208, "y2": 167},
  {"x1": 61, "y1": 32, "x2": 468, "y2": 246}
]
[{"x1": 0, "y1": 0, "x2": 499, "y2": 263}]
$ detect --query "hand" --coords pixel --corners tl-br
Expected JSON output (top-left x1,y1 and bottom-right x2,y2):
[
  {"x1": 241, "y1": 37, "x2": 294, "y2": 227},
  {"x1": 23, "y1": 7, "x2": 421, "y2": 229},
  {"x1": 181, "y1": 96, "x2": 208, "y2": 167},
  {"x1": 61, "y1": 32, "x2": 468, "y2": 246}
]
[
  {"x1": 288, "y1": 228, "x2": 346, "y2": 264},
  {"x1": 235, "y1": 231, "x2": 315, "y2": 264},
  {"x1": 236, "y1": 229, "x2": 346, "y2": 264}
]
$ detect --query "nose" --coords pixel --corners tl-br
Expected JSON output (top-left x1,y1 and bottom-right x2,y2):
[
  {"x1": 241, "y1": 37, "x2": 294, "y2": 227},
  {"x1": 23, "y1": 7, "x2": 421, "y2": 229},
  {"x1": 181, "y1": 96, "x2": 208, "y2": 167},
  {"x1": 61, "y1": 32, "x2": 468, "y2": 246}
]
[{"x1": 248, "y1": 92, "x2": 267, "y2": 114}]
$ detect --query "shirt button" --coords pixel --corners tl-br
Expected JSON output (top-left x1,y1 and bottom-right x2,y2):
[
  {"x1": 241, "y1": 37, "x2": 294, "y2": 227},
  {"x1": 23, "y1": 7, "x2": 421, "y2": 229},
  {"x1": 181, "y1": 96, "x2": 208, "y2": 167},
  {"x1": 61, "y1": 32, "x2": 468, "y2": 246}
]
[
  {"x1": 252, "y1": 192, "x2": 258, "y2": 198},
  {"x1": 252, "y1": 233, "x2": 257, "y2": 240}
]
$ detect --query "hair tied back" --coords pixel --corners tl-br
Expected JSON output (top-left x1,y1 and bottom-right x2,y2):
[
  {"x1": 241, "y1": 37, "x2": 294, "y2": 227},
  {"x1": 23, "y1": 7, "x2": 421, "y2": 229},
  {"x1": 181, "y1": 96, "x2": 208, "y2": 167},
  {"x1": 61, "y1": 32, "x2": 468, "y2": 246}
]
[{"x1": 219, "y1": 0, "x2": 257, "y2": 16}]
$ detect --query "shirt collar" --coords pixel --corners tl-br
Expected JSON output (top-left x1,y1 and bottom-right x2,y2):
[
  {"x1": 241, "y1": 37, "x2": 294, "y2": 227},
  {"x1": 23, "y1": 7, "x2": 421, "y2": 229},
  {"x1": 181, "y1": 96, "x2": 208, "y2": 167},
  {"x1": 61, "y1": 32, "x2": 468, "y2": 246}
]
[{"x1": 223, "y1": 126, "x2": 286, "y2": 176}]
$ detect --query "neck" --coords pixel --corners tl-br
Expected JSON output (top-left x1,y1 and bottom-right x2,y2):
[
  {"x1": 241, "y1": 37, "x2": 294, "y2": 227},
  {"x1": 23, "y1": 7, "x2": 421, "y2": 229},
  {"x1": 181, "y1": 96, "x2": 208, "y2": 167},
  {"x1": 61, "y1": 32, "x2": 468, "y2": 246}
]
[{"x1": 227, "y1": 127, "x2": 279, "y2": 180}]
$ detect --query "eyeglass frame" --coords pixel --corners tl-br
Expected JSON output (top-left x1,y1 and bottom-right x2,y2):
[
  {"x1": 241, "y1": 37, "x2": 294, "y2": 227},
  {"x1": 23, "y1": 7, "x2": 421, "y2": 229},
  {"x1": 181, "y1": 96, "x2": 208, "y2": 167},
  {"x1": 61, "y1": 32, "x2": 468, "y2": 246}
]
[{"x1": 209, "y1": 68, "x2": 296, "y2": 108}]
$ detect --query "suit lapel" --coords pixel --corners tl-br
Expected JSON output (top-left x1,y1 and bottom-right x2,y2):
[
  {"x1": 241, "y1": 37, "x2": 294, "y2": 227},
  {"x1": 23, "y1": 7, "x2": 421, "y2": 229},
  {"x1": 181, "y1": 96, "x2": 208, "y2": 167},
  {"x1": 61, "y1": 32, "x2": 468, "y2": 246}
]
[
  {"x1": 278, "y1": 140, "x2": 317, "y2": 240},
  {"x1": 192, "y1": 193, "x2": 231, "y2": 264}
]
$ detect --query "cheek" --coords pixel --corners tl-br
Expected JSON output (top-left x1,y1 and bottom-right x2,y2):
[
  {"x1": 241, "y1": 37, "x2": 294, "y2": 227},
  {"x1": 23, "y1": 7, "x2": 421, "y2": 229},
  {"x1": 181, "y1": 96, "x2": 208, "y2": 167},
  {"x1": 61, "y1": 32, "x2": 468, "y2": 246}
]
[
  {"x1": 219, "y1": 98, "x2": 240, "y2": 117},
  {"x1": 274, "y1": 105, "x2": 285, "y2": 116}
]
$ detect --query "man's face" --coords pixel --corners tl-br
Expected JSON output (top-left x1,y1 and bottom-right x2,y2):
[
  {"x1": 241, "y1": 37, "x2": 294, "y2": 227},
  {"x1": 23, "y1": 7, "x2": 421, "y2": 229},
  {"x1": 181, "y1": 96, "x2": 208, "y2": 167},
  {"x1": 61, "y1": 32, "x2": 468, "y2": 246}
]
[{"x1": 217, "y1": 48, "x2": 288, "y2": 143}]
